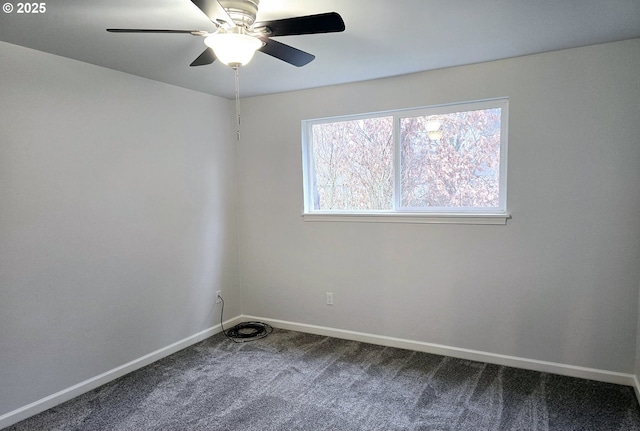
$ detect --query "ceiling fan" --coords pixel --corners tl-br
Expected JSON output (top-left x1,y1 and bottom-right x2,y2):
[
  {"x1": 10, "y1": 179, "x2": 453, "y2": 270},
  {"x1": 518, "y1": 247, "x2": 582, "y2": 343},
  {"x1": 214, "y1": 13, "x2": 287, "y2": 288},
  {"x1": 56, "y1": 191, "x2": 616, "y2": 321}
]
[{"x1": 107, "y1": 0, "x2": 345, "y2": 68}]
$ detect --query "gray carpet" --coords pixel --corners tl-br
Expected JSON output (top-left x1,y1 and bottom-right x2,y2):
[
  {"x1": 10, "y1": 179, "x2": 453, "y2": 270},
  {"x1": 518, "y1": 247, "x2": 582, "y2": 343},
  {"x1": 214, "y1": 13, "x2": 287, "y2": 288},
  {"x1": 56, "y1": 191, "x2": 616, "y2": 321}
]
[{"x1": 6, "y1": 329, "x2": 640, "y2": 430}]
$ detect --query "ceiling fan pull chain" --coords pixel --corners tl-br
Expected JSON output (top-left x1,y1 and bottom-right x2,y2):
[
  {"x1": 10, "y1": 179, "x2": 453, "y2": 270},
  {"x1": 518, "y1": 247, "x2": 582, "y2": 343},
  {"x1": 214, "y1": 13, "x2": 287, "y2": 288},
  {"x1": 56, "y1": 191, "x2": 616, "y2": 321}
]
[{"x1": 234, "y1": 65, "x2": 241, "y2": 141}]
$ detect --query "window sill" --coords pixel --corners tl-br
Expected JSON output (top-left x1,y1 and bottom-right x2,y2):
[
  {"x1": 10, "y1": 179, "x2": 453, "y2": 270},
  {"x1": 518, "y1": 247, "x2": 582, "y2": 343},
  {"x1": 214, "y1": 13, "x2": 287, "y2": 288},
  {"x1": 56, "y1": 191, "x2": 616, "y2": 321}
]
[{"x1": 302, "y1": 213, "x2": 511, "y2": 225}]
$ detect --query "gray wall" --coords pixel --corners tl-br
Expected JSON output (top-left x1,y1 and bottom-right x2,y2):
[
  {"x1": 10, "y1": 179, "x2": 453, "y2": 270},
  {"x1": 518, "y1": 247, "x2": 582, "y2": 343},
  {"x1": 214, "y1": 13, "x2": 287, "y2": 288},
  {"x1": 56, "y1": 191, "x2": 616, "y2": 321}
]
[
  {"x1": 0, "y1": 42, "x2": 240, "y2": 415},
  {"x1": 236, "y1": 39, "x2": 640, "y2": 374}
]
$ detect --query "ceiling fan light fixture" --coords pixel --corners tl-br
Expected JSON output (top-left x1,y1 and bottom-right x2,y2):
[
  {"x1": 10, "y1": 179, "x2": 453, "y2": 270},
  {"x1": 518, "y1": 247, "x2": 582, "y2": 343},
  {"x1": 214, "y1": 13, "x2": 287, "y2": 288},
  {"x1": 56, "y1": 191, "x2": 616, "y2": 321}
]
[{"x1": 204, "y1": 31, "x2": 262, "y2": 67}]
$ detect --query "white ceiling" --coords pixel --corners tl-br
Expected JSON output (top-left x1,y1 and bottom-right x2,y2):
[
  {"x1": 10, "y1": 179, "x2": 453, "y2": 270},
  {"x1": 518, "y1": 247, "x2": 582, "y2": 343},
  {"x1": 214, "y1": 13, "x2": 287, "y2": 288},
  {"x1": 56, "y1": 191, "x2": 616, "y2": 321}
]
[{"x1": 1, "y1": 0, "x2": 639, "y2": 99}]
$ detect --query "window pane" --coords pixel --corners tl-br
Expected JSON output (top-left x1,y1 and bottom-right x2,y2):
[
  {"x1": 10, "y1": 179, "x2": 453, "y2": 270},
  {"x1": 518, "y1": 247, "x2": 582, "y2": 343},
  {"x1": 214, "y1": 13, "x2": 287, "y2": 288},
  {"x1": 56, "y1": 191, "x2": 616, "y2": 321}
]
[
  {"x1": 400, "y1": 108, "x2": 502, "y2": 209},
  {"x1": 311, "y1": 117, "x2": 393, "y2": 210}
]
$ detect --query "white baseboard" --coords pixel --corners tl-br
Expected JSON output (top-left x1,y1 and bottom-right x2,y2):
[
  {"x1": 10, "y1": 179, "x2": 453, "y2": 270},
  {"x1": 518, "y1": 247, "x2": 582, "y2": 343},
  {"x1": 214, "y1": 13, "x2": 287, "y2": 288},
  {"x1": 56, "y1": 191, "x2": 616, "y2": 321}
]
[
  {"x1": 634, "y1": 375, "x2": 640, "y2": 403},
  {"x1": 0, "y1": 316, "x2": 243, "y2": 430},
  {"x1": 246, "y1": 315, "x2": 637, "y2": 388}
]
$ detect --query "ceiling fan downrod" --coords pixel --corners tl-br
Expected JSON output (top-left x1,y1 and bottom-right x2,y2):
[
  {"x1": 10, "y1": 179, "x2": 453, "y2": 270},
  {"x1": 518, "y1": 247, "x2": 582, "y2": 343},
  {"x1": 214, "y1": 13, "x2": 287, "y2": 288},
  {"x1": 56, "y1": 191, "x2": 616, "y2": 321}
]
[{"x1": 218, "y1": 0, "x2": 259, "y2": 28}]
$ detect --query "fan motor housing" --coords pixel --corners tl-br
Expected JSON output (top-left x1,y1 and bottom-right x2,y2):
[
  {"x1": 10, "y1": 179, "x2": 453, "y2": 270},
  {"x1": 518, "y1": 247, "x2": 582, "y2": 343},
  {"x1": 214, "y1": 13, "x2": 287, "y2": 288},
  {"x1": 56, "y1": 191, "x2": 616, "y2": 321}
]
[{"x1": 219, "y1": 0, "x2": 259, "y2": 27}]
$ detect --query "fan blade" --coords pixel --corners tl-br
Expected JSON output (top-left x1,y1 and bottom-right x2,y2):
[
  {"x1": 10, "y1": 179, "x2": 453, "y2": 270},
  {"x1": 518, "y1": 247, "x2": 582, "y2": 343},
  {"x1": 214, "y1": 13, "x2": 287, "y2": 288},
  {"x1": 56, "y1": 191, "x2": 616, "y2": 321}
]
[
  {"x1": 190, "y1": 48, "x2": 217, "y2": 66},
  {"x1": 190, "y1": 0, "x2": 234, "y2": 26},
  {"x1": 254, "y1": 12, "x2": 345, "y2": 37},
  {"x1": 107, "y1": 29, "x2": 199, "y2": 34},
  {"x1": 259, "y1": 38, "x2": 315, "y2": 67}
]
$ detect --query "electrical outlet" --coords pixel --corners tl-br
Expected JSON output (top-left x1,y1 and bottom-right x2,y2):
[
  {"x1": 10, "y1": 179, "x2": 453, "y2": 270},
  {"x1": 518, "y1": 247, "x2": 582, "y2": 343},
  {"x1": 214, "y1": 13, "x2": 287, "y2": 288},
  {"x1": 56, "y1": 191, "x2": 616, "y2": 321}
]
[
  {"x1": 216, "y1": 290, "x2": 222, "y2": 303},
  {"x1": 326, "y1": 292, "x2": 333, "y2": 305}
]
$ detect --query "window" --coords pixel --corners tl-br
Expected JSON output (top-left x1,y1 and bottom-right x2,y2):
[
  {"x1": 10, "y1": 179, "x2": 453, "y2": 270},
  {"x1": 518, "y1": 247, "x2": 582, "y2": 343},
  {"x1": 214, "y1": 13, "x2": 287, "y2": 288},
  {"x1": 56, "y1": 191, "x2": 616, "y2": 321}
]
[{"x1": 302, "y1": 98, "x2": 509, "y2": 224}]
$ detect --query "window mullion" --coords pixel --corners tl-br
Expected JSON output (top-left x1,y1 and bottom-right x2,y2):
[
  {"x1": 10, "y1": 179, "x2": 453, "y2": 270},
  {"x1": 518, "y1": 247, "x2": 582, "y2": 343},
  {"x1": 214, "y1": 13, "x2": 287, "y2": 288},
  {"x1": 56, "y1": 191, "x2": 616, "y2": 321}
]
[{"x1": 393, "y1": 114, "x2": 402, "y2": 211}]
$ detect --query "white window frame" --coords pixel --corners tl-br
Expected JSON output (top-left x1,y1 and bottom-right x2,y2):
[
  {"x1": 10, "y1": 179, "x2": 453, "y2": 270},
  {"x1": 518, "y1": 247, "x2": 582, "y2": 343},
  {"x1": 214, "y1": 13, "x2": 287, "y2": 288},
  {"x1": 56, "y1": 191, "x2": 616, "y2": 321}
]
[{"x1": 301, "y1": 98, "x2": 510, "y2": 225}]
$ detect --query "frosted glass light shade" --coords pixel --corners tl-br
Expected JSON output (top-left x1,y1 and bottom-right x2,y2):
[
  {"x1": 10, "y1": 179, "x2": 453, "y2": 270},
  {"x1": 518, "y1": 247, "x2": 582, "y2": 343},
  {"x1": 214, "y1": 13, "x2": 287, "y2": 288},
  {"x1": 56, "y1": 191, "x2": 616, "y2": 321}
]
[{"x1": 204, "y1": 33, "x2": 262, "y2": 66}]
